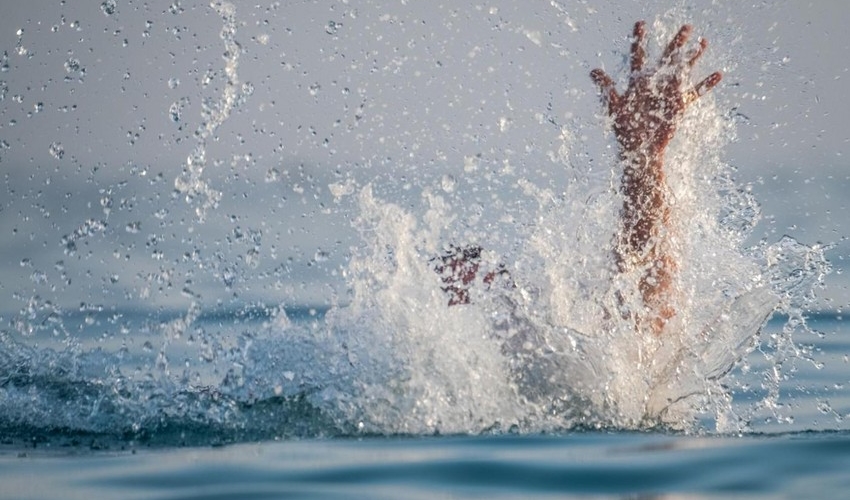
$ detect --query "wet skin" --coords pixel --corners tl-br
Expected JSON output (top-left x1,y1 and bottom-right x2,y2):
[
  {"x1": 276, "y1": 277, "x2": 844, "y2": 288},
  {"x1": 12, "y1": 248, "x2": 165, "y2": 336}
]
[
  {"x1": 440, "y1": 22, "x2": 722, "y2": 337},
  {"x1": 591, "y1": 21, "x2": 722, "y2": 334}
]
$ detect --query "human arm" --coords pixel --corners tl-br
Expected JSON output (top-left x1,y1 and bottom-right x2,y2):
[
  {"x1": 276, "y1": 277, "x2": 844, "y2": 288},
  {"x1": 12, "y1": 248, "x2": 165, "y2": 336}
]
[{"x1": 590, "y1": 21, "x2": 722, "y2": 333}]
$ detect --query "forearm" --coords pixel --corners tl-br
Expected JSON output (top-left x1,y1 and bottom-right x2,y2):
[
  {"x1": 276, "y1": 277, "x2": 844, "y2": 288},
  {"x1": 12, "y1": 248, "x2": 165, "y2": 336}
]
[
  {"x1": 618, "y1": 149, "x2": 670, "y2": 256},
  {"x1": 618, "y1": 148, "x2": 677, "y2": 333}
]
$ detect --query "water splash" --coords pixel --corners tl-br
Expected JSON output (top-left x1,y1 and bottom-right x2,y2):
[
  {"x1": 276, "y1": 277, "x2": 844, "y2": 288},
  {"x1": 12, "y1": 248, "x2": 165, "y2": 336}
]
[
  {"x1": 0, "y1": 7, "x2": 834, "y2": 444},
  {"x1": 310, "y1": 43, "x2": 831, "y2": 434},
  {"x1": 173, "y1": 1, "x2": 248, "y2": 222}
]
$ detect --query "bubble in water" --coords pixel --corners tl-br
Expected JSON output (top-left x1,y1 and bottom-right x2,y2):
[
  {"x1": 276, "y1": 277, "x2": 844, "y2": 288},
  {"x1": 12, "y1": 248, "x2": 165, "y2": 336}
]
[{"x1": 48, "y1": 142, "x2": 64, "y2": 159}]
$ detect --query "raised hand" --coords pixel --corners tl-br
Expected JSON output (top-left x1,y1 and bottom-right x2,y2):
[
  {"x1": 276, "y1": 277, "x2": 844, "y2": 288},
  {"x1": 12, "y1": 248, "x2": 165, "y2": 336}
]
[
  {"x1": 591, "y1": 21, "x2": 722, "y2": 335},
  {"x1": 590, "y1": 22, "x2": 722, "y2": 157}
]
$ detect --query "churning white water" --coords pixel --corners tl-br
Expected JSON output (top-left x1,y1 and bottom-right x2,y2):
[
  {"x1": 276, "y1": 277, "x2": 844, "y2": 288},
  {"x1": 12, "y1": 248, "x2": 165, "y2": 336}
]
[{"x1": 0, "y1": 3, "x2": 832, "y2": 441}]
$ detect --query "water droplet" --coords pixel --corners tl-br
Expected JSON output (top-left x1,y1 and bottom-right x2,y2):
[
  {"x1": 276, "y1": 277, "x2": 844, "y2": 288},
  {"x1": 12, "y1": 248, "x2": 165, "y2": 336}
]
[
  {"x1": 100, "y1": 0, "x2": 117, "y2": 16},
  {"x1": 441, "y1": 174, "x2": 456, "y2": 193},
  {"x1": 463, "y1": 155, "x2": 479, "y2": 173},
  {"x1": 325, "y1": 20, "x2": 340, "y2": 35},
  {"x1": 100, "y1": 195, "x2": 113, "y2": 212},
  {"x1": 169, "y1": 101, "x2": 181, "y2": 122},
  {"x1": 265, "y1": 168, "x2": 280, "y2": 183},
  {"x1": 309, "y1": 83, "x2": 321, "y2": 96},
  {"x1": 245, "y1": 247, "x2": 260, "y2": 268},
  {"x1": 499, "y1": 116, "x2": 512, "y2": 132},
  {"x1": 48, "y1": 142, "x2": 64, "y2": 160},
  {"x1": 64, "y1": 58, "x2": 81, "y2": 73},
  {"x1": 30, "y1": 271, "x2": 48, "y2": 284}
]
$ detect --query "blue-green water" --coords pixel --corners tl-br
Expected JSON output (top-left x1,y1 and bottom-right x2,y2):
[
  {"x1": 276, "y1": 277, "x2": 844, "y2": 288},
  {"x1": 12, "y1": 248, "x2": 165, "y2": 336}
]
[
  {"x1": 2, "y1": 1, "x2": 848, "y2": 497},
  {"x1": 2, "y1": 315, "x2": 849, "y2": 499},
  {"x1": 3, "y1": 432, "x2": 850, "y2": 499}
]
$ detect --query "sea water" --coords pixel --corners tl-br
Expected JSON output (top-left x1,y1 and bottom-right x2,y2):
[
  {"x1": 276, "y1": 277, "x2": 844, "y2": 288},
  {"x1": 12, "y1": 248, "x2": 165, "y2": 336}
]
[
  {"x1": 1, "y1": 315, "x2": 849, "y2": 499},
  {"x1": 1, "y1": 1, "x2": 848, "y2": 498}
]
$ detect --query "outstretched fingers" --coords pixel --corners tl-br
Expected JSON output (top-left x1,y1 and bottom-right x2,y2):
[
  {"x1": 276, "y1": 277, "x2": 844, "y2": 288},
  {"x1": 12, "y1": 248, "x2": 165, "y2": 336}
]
[
  {"x1": 684, "y1": 71, "x2": 722, "y2": 105},
  {"x1": 630, "y1": 21, "x2": 647, "y2": 73},
  {"x1": 687, "y1": 38, "x2": 709, "y2": 67},
  {"x1": 696, "y1": 71, "x2": 723, "y2": 94},
  {"x1": 590, "y1": 68, "x2": 620, "y2": 112},
  {"x1": 661, "y1": 24, "x2": 692, "y2": 64}
]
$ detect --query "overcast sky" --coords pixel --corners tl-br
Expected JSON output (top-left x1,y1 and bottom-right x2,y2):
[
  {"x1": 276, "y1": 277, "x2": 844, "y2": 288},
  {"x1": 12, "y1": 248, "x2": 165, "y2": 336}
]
[{"x1": 1, "y1": 0, "x2": 849, "y2": 320}]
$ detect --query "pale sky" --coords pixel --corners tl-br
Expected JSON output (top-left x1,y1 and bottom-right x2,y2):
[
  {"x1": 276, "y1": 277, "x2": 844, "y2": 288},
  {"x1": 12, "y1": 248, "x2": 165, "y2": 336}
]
[{"x1": 1, "y1": 0, "x2": 849, "y2": 319}]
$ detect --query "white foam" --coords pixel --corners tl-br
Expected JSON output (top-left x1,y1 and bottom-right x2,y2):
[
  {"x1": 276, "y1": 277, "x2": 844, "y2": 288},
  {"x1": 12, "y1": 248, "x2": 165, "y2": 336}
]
[{"x1": 313, "y1": 63, "x2": 829, "y2": 434}]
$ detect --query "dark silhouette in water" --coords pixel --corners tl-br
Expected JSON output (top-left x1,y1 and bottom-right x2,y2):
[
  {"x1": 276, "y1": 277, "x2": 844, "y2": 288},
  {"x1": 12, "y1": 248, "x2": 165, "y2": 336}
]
[
  {"x1": 434, "y1": 245, "x2": 509, "y2": 306},
  {"x1": 440, "y1": 22, "x2": 722, "y2": 336}
]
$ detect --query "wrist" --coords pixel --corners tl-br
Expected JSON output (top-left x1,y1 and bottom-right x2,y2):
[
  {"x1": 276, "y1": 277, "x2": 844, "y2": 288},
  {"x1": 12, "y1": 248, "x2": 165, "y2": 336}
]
[{"x1": 620, "y1": 148, "x2": 665, "y2": 182}]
